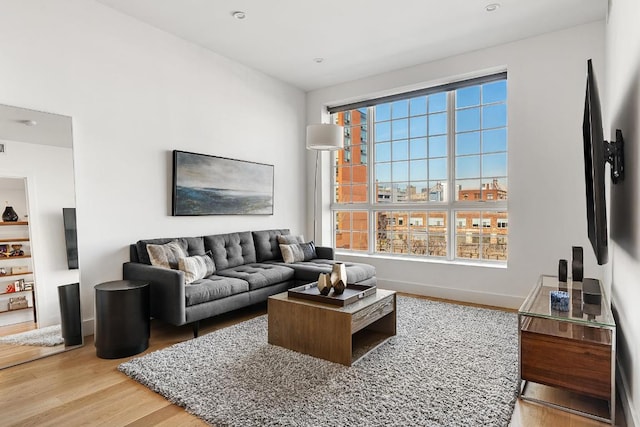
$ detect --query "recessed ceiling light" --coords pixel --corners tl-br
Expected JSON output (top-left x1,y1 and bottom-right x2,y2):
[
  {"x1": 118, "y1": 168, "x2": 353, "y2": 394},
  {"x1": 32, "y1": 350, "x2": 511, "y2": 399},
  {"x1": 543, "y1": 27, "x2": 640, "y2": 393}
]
[
  {"x1": 17, "y1": 119, "x2": 37, "y2": 126},
  {"x1": 313, "y1": 58, "x2": 324, "y2": 63},
  {"x1": 231, "y1": 11, "x2": 246, "y2": 20},
  {"x1": 485, "y1": 3, "x2": 500, "y2": 12}
]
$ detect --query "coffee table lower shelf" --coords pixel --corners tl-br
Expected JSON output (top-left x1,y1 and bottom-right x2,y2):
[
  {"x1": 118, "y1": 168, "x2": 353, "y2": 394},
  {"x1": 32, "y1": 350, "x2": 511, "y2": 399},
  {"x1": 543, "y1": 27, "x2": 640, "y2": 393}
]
[{"x1": 268, "y1": 289, "x2": 396, "y2": 366}]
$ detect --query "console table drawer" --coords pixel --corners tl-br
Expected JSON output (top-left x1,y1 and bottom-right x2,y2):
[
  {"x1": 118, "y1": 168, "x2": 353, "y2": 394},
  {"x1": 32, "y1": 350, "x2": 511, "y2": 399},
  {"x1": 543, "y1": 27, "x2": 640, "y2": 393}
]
[{"x1": 351, "y1": 294, "x2": 395, "y2": 333}]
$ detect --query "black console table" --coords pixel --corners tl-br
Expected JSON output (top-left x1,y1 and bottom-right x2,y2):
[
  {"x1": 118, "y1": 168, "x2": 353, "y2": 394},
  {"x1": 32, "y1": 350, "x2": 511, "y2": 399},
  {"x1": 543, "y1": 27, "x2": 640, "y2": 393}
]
[{"x1": 95, "y1": 280, "x2": 150, "y2": 359}]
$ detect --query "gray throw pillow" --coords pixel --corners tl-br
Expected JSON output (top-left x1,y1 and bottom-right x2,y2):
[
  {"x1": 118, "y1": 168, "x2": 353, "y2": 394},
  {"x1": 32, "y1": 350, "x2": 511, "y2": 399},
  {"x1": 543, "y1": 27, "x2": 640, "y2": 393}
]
[
  {"x1": 147, "y1": 240, "x2": 188, "y2": 269},
  {"x1": 178, "y1": 253, "x2": 215, "y2": 284},
  {"x1": 279, "y1": 241, "x2": 316, "y2": 263},
  {"x1": 277, "y1": 234, "x2": 304, "y2": 245}
]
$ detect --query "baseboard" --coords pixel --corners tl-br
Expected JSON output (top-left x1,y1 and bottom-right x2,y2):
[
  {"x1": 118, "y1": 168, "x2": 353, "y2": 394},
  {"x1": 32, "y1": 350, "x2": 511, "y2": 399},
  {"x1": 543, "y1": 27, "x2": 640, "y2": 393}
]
[
  {"x1": 377, "y1": 278, "x2": 523, "y2": 310},
  {"x1": 617, "y1": 362, "x2": 638, "y2": 427},
  {"x1": 82, "y1": 318, "x2": 94, "y2": 337}
]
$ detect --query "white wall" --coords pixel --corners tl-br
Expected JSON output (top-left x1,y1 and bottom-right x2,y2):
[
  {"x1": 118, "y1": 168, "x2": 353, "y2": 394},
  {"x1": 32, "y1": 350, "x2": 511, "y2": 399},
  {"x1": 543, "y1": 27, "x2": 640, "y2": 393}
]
[
  {"x1": 307, "y1": 22, "x2": 606, "y2": 308},
  {"x1": 0, "y1": 142, "x2": 78, "y2": 327},
  {"x1": 606, "y1": 0, "x2": 640, "y2": 424},
  {"x1": 0, "y1": 1, "x2": 307, "y2": 329}
]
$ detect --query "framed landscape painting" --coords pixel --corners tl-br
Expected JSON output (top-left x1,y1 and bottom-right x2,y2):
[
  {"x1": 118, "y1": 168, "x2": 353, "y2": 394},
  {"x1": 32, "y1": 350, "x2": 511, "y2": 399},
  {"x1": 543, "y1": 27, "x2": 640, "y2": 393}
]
[{"x1": 172, "y1": 150, "x2": 274, "y2": 216}]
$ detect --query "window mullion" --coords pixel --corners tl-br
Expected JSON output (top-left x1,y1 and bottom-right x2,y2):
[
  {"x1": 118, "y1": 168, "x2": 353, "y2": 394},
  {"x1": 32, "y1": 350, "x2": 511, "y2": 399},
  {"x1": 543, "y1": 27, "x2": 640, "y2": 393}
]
[
  {"x1": 447, "y1": 90, "x2": 456, "y2": 261},
  {"x1": 368, "y1": 106, "x2": 375, "y2": 254}
]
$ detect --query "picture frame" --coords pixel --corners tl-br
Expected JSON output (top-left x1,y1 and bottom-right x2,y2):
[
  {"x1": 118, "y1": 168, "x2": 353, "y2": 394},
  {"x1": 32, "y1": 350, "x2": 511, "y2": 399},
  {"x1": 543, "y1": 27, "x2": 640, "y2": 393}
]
[{"x1": 172, "y1": 150, "x2": 274, "y2": 216}]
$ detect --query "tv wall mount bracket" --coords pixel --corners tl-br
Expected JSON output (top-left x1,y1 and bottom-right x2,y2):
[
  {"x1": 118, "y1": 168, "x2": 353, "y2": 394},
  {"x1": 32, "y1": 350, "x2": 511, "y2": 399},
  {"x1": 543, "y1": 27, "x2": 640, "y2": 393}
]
[{"x1": 606, "y1": 129, "x2": 624, "y2": 184}]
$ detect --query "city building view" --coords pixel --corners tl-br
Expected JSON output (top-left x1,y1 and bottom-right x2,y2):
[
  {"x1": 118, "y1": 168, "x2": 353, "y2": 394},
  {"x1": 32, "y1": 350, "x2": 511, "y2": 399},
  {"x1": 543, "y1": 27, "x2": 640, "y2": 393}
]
[{"x1": 332, "y1": 81, "x2": 508, "y2": 261}]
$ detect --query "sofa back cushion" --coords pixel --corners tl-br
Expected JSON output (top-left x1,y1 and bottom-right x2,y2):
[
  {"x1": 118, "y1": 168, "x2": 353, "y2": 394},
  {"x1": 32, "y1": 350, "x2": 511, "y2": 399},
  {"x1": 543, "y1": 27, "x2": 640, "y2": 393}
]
[
  {"x1": 252, "y1": 229, "x2": 290, "y2": 262},
  {"x1": 205, "y1": 231, "x2": 256, "y2": 270},
  {"x1": 135, "y1": 237, "x2": 205, "y2": 265}
]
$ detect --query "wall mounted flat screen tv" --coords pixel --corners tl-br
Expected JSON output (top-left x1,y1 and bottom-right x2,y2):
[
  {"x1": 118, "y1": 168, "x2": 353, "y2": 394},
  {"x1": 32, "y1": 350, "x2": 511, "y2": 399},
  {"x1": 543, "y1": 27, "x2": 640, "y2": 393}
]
[
  {"x1": 63, "y1": 207, "x2": 78, "y2": 269},
  {"x1": 582, "y1": 59, "x2": 624, "y2": 265}
]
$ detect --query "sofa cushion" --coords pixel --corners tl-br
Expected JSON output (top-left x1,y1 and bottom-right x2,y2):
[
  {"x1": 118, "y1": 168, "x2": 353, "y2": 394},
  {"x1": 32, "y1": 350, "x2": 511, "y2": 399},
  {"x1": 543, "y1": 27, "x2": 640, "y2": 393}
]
[
  {"x1": 252, "y1": 229, "x2": 291, "y2": 262},
  {"x1": 147, "y1": 240, "x2": 188, "y2": 270},
  {"x1": 215, "y1": 263, "x2": 295, "y2": 291},
  {"x1": 136, "y1": 237, "x2": 205, "y2": 265},
  {"x1": 205, "y1": 231, "x2": 256, "y2": 270},
  {"x1": 280, "y1": 242, "x2": 317, "y2": 263},
  {"x1": 178, "y1": 253, "x2": 216, "y2": 284},
  {"x1": 273, "y1": 259, "x2": 376, "y2": 284},
  {"x1": 185, "y1": 275, "x2": 249, "y2": 306}
]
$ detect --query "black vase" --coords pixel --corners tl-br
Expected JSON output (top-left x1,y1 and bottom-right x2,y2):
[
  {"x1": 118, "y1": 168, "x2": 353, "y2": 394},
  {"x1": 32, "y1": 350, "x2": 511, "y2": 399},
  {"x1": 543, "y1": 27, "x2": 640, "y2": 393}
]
[{"x1": 2, "y1": 206, "x2": 18, "y2": 222}]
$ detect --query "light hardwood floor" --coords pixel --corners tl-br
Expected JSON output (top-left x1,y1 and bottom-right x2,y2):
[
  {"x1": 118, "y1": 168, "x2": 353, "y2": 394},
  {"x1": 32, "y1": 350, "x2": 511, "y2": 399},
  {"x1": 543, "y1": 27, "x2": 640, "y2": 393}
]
[
  {"x1": 0, "y1": 294, "x2": 624, "y2": 426},
  {"x1": 0, "y1": 322, "x2": 81, "y2": 369}
]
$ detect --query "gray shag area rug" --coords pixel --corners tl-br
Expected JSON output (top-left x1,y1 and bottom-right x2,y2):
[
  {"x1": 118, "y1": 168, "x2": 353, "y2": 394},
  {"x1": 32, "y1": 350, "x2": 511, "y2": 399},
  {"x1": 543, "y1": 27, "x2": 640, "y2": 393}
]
[
  {"x1": 0, "y1": 324, "x2": 64, "y2": 347},
  {"x1": 119, "y1": 296, "x2": 519, "y2": 426}
]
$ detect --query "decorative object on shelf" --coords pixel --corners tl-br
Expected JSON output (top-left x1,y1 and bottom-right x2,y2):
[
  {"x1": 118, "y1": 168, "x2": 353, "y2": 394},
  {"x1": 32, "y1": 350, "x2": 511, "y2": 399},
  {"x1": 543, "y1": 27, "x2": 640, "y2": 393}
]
[
  {"x1": 550, "y1": 290, "x2": 570, "y2": 312},
  {"x1": 558, "y1": 259, "x2": 568, "y2": 282},
  {"x1": 330, "y1": 262, "x2": 347, "y2": 288},
  {"x1": 330, "y1": 263, "x2": 347, "y2": 295},
  {"x1": 8, "y1": 295, "x2": 28, "y2": 310},
  {"x1": 23, "y1": 281, "x2": 33, "y2": 291},
  {"x1": 10, "y1": 244, "x2": 24, "y2": 257},
  {"x1": 172, "y1": 150, "x2": 274, "y2": 216},
  {"x1": 2, "y1": 204, "x2": 18, "y2": 222},
  {"x1": 571, "y1": 246, "x2": 583, "y2": 281},
  {"x1": 0, "y1": 267, "x2": 5, "y2": 275},
  {"x1": 317, "y1": 273, "x2": 331, "y2": 295},
  {"x1": 5, "y1": 283, "x2": 15, "y2": 293},
  {"x1": 332, "y1": 280, "x2": 346, "y2": 295},
  {"x1": 0, "y1": 245, "x2": 7, "y2": 257},
  {"x1": 13, "y1": 279, "x2": 24, "y2": 292},
  {"x1": 11, "y1": 266, "x2": 28, "y2": 274}
]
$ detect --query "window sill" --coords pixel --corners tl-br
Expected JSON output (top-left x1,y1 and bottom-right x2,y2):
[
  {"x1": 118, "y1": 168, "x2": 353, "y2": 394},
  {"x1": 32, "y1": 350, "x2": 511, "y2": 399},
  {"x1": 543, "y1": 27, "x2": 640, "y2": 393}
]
[{"x1": 335, "y1": 250, "x2": 508, "y2": 270}]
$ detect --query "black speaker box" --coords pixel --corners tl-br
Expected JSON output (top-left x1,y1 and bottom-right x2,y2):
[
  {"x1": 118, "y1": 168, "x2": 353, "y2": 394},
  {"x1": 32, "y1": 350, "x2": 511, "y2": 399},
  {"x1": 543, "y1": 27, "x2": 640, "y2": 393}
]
[
  {"x1": 558, "y1": 259, "x2": 568, "y2": 282},
  {"x1": 572, "y1": 246, "x2": 583, "y2": 281},
  {"x1": 58, "y1": 283, "x2": 83, "y2": 346},
  {"x1": 582, "y1": 278, "x2": 602, "y2": 305}
]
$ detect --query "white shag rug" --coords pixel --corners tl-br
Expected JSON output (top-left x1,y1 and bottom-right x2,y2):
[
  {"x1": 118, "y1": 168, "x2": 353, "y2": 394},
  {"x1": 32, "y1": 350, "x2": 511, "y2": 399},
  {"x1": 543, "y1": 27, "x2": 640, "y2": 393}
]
[
  {"x1": 0, "y1": 324, "x2": 64, "y2": 347},
  {"x1": 119, "y1": 296, "x2": 519, "y2": 426}
]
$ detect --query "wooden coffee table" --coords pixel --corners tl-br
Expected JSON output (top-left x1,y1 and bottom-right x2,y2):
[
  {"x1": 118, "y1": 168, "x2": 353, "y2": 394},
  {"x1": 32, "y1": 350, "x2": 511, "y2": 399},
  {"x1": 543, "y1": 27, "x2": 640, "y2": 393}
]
[{"x1": 268, "y1": 289, "x2": 396, "y2": 366}]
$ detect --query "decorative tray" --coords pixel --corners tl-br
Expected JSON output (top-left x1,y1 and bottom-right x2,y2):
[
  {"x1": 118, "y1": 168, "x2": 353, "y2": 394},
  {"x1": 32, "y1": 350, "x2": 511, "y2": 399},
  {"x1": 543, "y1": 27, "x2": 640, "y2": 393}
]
[{"x1": 288, "y1": 282, "x2": 376, "y2": 307}]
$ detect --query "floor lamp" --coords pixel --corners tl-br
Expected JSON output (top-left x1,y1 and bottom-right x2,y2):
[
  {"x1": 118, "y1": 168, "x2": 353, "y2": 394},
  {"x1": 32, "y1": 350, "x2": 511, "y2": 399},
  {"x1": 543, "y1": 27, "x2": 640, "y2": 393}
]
[{"x1": 306, "y1": 123, "x2": 344, "y2": 243}]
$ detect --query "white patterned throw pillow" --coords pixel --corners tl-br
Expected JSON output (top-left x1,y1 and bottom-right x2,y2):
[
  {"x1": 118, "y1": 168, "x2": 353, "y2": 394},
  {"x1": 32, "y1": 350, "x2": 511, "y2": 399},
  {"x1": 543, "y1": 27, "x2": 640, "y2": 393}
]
[
  {"x1": 279, "y1": 242, "x2": 317, "y2": 264},
  {"x1": 146, "y1": 240, "x2": 188, "y2": 269},
  {"x1": 178, "y1": 254, "x2": 216, "y2": 284}
]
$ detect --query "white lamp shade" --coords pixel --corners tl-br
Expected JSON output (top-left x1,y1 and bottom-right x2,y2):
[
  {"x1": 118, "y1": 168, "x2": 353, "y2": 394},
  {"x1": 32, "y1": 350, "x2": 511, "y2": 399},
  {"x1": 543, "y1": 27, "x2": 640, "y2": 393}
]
[{"x1": 306, "y1": 124, "x2": 344, "y2": 151}]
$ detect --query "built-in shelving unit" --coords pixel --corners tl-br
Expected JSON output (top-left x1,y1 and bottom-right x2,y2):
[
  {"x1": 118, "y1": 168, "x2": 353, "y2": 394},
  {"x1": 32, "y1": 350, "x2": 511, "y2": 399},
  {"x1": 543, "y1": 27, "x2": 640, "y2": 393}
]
[{"x1": 0, "y1": 221, "x2": 36, "y2": 324}]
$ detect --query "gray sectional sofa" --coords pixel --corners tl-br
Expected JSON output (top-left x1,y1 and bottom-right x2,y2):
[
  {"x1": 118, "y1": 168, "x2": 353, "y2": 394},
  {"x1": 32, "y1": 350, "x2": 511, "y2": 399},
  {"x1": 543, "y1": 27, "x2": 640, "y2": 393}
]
[{"x1": 123, "y1": 229, "x2": 376, "y2": 336}]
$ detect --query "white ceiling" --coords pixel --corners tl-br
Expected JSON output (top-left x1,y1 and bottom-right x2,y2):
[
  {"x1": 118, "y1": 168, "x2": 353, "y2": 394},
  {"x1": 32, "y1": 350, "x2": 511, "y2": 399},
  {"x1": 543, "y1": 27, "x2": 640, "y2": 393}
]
[
  {"x1": 0, "y1": 104, "x2": 73, "y2": 148},
  {"x1": 99, "y1": 0, "x2": 607, "y2": 91}
]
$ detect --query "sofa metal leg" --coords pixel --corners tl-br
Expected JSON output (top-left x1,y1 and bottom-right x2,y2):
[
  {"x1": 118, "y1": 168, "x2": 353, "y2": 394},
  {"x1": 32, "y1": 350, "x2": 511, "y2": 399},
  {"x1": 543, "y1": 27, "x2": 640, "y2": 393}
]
[{"x1": 193, "y1": 321, "x2": 200, "y2": 338}]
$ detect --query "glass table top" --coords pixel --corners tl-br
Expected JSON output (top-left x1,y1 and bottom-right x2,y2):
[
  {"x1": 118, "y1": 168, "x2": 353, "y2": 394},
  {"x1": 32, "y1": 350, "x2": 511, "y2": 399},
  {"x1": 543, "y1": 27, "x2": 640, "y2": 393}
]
[{"x1": 519, "y1": 275, "x2": 615, "y2": 328}]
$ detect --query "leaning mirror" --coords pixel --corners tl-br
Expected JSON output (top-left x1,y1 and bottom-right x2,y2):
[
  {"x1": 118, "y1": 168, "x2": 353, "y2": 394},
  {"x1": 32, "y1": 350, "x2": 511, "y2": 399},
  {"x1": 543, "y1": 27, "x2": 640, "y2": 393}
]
[{"x1": 0, "y1": 103, "x2": 81, "y2": 369}]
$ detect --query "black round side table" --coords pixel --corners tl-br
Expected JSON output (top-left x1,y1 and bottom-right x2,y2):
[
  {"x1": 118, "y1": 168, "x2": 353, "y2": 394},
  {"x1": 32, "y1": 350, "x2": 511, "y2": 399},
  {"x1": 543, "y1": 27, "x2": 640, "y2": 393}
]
[{"x1": 94, "y1": 280, "x2": 150, "y2": 359}]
